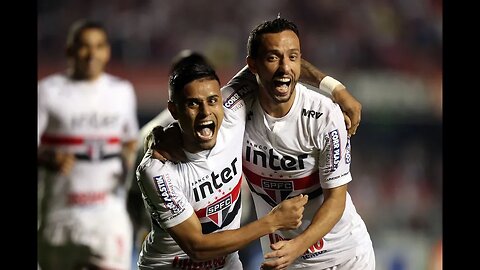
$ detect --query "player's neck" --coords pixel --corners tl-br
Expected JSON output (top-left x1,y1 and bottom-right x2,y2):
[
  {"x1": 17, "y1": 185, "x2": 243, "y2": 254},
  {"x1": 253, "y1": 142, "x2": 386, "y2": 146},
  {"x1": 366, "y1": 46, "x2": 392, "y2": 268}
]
[
  {"x1": 67, "y1": 68, "x2": 102, "y2": 82},
  {"x1": 259, "y1": 90, "x2": 296, "y2": 118}
]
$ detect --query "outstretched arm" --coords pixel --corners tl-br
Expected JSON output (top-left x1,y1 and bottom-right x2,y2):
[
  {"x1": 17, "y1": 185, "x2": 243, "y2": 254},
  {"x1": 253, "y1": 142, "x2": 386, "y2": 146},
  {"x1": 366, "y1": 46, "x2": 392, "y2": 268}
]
[
  {"x1": 300, "y1": 59, "x2": 362, "y2": 136},
  {"x1": 168, "y1": 194, "x2": 308, "y2": 261},
  {"x1": 138, "y1": 158, "x2": 308, "y2": 262}
]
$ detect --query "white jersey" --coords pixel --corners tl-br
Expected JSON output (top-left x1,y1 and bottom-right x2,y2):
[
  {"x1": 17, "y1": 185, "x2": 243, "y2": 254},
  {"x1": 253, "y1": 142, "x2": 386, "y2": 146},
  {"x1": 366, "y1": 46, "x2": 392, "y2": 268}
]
[
  {"x1": 136, "y1": 85, "x2": 249, "y2": 270},
  {"x1": 37, "y1": 72, "x2": 139, "y2": 269},
  {"x1": 242, "y1": 83, "x2": 373, "y2": 269}
]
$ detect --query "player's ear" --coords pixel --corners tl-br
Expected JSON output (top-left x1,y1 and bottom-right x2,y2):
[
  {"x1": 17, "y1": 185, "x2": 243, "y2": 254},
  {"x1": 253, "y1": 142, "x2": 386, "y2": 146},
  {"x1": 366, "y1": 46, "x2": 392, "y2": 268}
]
[
  {"x1": 167, "y1": 101, "x2": 179, "y2": 120},
  {"x1": 246, "y1": 56, "x2": 257, "y2": 74}
]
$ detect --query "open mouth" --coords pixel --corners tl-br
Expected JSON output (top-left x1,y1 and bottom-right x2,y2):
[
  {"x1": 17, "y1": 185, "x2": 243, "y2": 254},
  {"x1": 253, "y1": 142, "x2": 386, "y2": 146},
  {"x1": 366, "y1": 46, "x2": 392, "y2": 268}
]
[
  {"x1": 195, "y1": 120, "x2": 216, "y2": 141},
  {"x1": 273, "y1": 77, "x2": 291, "y2": 95}
]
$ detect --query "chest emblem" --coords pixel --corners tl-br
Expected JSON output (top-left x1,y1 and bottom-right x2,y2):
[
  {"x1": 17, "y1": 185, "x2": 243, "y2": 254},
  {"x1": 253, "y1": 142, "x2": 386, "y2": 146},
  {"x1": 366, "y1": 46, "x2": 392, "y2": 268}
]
[
  {"x1": 206, "y1": 195, "x2": 232, "y2": 226},
  {"x1": 261, "y1": 179, "x2": 294, "y2": 204}
]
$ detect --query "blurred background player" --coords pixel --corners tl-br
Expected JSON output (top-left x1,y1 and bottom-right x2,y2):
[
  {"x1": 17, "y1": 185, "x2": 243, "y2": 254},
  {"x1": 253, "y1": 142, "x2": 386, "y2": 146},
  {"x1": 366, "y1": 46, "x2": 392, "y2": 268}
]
[{"x1": 37, "y1": 19, "x2": 139, "y2": 270}]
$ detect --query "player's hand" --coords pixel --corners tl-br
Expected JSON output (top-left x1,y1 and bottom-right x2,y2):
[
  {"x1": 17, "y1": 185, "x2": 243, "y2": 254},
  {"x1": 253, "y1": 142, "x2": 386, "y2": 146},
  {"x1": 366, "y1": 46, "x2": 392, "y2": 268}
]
[
  {"x1": 332, "y1": 86, "x2": 362, "y2": 136},
  {"x1": 38, "y1": 148, "x2": 76, "y2": 175},
  {"x1": 269, "y1": 194, "x2": 308, "y2": 231},
  {"x1": 55, "y1": 151, "x2": 75, "y2": 175},
  {"x1": 261, "y1": 239, "x2": 304, "y2": 270},
  {"x1": 145, "y1": 123, "x2": 187, "y2": 163}
]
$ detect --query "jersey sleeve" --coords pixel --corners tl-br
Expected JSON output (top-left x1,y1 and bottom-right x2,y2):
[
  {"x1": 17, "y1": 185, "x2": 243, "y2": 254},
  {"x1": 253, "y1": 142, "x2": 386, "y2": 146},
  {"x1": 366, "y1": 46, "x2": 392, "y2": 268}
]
[
  {"x1": 220, "y1": 66, "x2": 257, "y2": 123},
  {"x1": 301, "y1": 82, "x2": 334, "y2": 100},
  {"x1": 317, "y1": 104, "x2": 352, "y2": 189},
  {"x1": 136, "y1": 150, "x2": 194, "y2": 229},
  {"x1": 37, "y1": 82, "x2": 48, "y2": 147},
  {"x1": 122, "y1": 81, "x2": 140, "y2": 142}
]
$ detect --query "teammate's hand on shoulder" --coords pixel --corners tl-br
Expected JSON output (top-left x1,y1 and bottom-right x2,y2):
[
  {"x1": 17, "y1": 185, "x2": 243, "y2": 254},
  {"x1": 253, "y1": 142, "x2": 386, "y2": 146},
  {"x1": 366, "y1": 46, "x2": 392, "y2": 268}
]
[{"x1": 145, "y1": 123, "x2": 187, "y2": 163}]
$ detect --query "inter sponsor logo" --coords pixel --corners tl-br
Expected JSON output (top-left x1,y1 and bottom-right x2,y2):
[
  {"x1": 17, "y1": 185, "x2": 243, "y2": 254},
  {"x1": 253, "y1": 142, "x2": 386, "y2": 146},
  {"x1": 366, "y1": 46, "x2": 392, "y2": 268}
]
[
  {"x1": 302, "y1": 108, "x2": 323, "y2": 119},
  {"x1": 206, "y1": 195, "x2": 232, "y2": 226},
  {"x1": 245, "y1": 143, "x2": 308, "y2": 171},
  {"x1": 71, "y1": 112, "x2": 119, "y2": 128},
  {"x1": 193, "y1": 157, "x2": 238, "y2": 201},
  {"x1": 154, "y1": 175, "x2": 181, "y2": 213}
]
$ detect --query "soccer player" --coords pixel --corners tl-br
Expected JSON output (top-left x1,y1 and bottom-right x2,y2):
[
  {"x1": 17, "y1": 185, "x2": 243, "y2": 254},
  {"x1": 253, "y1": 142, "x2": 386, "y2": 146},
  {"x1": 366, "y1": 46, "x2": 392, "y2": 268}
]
[
  {"x1": 126, "y1": 50, "x2": 213, "y2": 250},
  {"x1": 150, "y1": 18, "x2": 374, "y2": 270},
  {"x1": 136, "y1": 61, "x2": 307, "y2": 269},
  {"x1": 37, "y1": 19, "x2": 139, "y2": 270},
  {"x1": 240, "y1": 18, "x2": 375, "y2": 269}
]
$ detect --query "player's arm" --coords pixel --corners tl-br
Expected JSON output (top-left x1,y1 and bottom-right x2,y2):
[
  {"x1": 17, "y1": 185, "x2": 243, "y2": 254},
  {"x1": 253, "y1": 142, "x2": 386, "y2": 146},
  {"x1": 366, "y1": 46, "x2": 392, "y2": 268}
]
[
  {"x1": 168, "y1": 194, "x2": 307, "y2": 261},
  {"x1": 37, "y1": 83, "x2": 75, "y2": 175},
  {"x1": 262, "y1": 108, "x2": 352, "y2": 270},
  {"x1": 262, "y1": 186, "x2": 346, "y2": 270},
  {"x1": 300, "y1": 59, "x2": 362, "y2": 136},
  {"x1": 127, "y1": 108, "x2": 178, "y2": 244},
  {"x1": 121, "y1": 82, "x2": 141, "y2": 173},
  {"x1": 37, "y1": 147, "x2": 76, "y2": 175},
  {"x1": 122, "y1": 140, "x2": 137, "y2": 172},
  {"x1": 137, "y1": 156, "x2": 307, "y2": 262}
]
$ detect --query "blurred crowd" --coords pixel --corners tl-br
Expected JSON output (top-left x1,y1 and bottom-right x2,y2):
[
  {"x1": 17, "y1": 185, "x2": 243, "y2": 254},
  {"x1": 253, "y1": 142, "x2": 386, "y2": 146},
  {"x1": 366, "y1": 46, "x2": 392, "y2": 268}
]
[
  {"x1": 38, "y1": 0, "x2": 442, "y2": 269},
  {"x1": 38, "y1": 0, "x2": 441, "y2": 75}
]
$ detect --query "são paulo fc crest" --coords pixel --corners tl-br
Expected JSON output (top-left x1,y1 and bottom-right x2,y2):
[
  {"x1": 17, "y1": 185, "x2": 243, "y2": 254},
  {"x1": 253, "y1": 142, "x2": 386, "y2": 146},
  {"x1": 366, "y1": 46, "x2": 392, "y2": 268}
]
[
  {"x1": 261, "y1": 179, "x2": 294, "y2": 204},
  {"x1": 206, "y1": 195, "x2": 232, "y2": 226}
]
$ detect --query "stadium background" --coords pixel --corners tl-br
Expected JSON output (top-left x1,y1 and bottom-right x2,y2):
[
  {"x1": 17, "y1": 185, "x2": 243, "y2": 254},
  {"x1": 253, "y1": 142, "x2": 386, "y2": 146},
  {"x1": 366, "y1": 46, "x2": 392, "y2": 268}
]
[{"x1": 37, "y1": 0, "x2": 442, "y2": 269}]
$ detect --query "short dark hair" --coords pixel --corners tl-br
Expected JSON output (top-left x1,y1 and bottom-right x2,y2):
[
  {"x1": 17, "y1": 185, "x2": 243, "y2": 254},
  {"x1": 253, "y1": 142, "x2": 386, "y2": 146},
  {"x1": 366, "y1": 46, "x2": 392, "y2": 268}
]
[
  {"x1": 247, "y1": 18, "x2": 300, "y2": 58},
  {"x1": 66, "y1": 19, "x2": 108, "y2": 50},
  {"x1": 168, "y1": 62, "x2": 220, "y2": 102}
]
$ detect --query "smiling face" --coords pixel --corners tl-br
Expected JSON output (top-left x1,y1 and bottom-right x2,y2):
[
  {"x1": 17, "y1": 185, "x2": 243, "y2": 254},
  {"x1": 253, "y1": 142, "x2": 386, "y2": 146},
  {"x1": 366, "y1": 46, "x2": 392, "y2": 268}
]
[
  {"x1": 168, "y1": 78, "x2": 224, "y2": 153},
  {"x1": 68, "y1": 28, "x2": 111, "y2": 81},
  {"x1": 247, "y1": 30, "x2": 301, "y2": 117}
]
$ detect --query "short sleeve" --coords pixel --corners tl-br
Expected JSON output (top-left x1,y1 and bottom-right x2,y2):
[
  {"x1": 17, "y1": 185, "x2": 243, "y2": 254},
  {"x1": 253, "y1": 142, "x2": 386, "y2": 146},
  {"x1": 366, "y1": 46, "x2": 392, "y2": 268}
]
[
  {"x1": 122, "y1": 81, "x2": 140, "y2": 142},
  {"x1": 136, "y1": 151, "x2": 194, "y2": 228},
  {"x1": 37, "y1": 82, "x2": 48, "y2": 147},
  {"x1": 317, "y1": 104, "x2": 352, "y2": 189},
  {"x1": 221, "y1": 66, "x2": 257, "y2": 124}
]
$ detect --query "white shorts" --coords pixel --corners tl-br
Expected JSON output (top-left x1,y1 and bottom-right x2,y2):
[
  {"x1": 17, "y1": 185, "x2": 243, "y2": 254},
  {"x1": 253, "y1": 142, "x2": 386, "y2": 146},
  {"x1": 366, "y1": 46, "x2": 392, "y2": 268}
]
[{"x1": 38, "y1": 197, "x2": 133, "y2": 270}]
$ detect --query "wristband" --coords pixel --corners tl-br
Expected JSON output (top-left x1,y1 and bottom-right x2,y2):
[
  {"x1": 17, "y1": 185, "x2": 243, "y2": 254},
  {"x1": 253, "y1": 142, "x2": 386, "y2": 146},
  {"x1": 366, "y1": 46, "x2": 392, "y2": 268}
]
[{"x1": 319, "y1": 76, "x2": 344, "y2": 95}]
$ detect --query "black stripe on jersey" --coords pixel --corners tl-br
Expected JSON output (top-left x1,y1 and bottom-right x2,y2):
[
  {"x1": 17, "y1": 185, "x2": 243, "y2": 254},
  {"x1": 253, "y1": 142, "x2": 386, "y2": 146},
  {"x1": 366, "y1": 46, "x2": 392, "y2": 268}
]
[
  {"x1": 201, "y1": 192, "x2": 242, "y2": 234},
  {"x1": 245, "y1": 180, "x2": 323, "y2": 208},
  {"x1": 74, "y1": 152, "x2": 121, "y2": 161}
]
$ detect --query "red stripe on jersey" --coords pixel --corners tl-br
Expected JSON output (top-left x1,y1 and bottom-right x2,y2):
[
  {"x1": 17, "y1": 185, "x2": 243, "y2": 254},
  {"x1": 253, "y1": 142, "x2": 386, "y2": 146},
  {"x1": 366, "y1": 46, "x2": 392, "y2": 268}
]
[
  {"x1": 243, "y1": 167, "x2": 320, "y2": 190},
  {"x1": 41, "y1": 134, "x2": 121, "y2": 145},
  {"x1": 195, "y1": 176, "x2": 242, "y2": 218}
]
